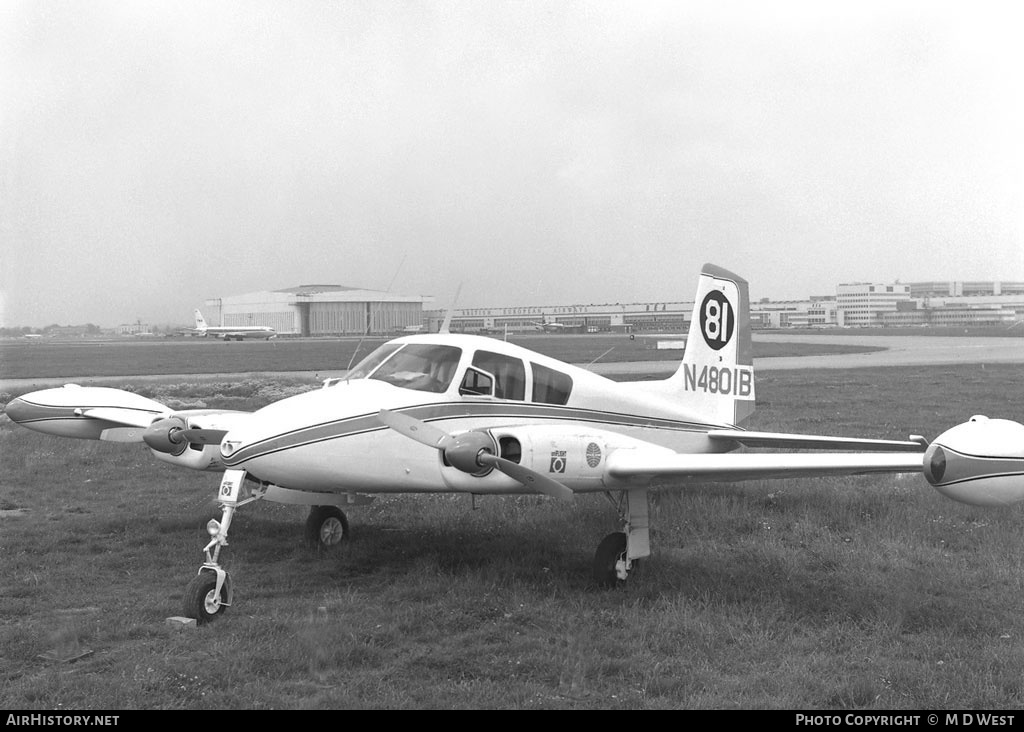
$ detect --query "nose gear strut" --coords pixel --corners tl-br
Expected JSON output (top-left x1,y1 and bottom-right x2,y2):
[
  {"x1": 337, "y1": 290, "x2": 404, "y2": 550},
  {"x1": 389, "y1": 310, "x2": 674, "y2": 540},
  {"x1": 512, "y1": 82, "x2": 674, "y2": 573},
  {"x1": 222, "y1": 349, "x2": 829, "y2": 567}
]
[{"x1": 181, "y1": 469, "x2": 248, "y2": 623}]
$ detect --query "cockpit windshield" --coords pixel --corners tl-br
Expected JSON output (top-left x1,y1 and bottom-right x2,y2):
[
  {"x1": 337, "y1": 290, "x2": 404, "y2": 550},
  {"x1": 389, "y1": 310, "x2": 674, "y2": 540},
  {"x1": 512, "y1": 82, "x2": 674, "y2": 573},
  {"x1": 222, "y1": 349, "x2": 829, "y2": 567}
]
[
  {"x1": 348, "y1": 343, "x2": 463, "y2": 393},
  {"x1": 346, "y1": 343, "x2": 403, "y2": 380}
]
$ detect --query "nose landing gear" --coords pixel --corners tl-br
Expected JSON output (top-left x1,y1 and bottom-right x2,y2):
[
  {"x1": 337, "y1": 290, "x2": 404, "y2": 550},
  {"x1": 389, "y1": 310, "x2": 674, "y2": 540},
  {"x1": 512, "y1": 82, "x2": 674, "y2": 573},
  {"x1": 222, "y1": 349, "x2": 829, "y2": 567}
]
[
  {"x1": 180, "y1": 471, "x2": 370, "y2": 623},
  {"x1": 181, "y1": 470, "x2": 246, "y2": 623}
]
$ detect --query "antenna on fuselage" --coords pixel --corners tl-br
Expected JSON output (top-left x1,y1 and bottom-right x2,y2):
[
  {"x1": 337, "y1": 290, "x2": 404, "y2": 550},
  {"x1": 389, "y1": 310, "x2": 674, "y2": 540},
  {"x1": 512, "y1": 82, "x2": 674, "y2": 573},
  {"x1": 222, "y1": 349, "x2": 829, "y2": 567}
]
[
  {"x1": 439, "y1": 283, "x2": 463, "y2": 335},
  {"x1": 587, "y1": 346, "x2": 616, "y2": 366}
]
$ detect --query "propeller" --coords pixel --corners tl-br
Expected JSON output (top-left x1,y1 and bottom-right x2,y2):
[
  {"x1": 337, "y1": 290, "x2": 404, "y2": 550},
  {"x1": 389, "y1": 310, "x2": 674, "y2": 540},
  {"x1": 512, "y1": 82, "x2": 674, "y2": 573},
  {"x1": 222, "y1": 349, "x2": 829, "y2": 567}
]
[
  {"x1": 181, "y1": 427, "x2": 229, "y2": 445},
  {"x1": 377, "y1": 409, "x2": 574, "y2": 501},
  {"x1": 141, "y1": 417, "x2": 228, "y2": 454}
]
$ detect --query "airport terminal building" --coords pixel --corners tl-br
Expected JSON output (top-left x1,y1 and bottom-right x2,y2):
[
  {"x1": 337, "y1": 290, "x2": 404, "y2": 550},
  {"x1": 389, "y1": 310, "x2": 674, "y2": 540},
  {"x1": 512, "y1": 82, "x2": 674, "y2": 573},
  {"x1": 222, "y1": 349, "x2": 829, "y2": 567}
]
[
  {"x1": 437, "y1": 280, "x2": 1024, "y2": 333},
  {"x1": 436, "y1": 301, "x2": 692, "y2": 335}
]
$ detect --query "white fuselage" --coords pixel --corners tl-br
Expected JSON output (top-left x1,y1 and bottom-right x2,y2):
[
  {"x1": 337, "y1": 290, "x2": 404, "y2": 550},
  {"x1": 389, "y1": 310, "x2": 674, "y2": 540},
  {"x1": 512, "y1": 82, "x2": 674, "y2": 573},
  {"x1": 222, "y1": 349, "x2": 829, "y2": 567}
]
[{"x1": 219, "y1": 334, "x2": 732, "y2": 495}]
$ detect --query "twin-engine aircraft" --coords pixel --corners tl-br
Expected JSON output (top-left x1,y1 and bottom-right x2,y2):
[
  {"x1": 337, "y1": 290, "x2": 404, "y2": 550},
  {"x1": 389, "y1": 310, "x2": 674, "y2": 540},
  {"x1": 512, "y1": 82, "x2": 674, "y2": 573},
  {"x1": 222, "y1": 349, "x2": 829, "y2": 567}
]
[
  {"x1": 192, "y1": 309, "x2": 277, "y2": 340},
  {"x1": 7, "y1": 264, "x2": 1024, "y2": 624}
]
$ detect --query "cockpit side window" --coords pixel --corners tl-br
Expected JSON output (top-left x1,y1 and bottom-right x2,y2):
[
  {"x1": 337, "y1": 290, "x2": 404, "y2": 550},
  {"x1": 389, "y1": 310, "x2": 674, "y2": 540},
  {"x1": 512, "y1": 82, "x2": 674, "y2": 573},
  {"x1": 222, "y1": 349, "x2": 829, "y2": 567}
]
[
  {"x1": 459, "y1": 366, "x2": 494, "y2": 397},
  {"x1": 531, "y1": 362, "x2": 573, "y2": 405},
  {"x1": 471, "y1": 350, "x2": 525, "y2": 400},
  {"x1": 367, "y1": 344, "x2": 462, "y2": 393}
]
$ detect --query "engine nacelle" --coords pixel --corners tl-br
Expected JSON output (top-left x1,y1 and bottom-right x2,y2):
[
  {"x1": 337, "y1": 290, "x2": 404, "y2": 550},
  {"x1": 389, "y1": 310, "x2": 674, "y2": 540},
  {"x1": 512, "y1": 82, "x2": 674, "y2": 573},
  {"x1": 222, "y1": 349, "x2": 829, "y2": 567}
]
[
  {"x1": 150, "y1": 442, "x2": 228, "y2": 471},
  {"x1": 148, "y1": 409, "x2": 252, "y2": 472},
  {"x1": 924, "y1": 416, "x2": 1024, "y2": 506},
  {"x1": 144, "y1": 416, "x2": 189, "y2": 455},
  {"x1": 437, "y1": 424, "x2": 642, "y2": 494}
]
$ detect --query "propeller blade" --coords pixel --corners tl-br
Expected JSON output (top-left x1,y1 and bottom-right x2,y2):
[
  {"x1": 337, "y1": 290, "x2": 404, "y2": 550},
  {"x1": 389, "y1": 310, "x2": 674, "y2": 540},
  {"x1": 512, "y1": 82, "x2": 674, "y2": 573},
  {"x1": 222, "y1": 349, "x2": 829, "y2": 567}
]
[
  {"x1": 180, "y1": 428, "x2": 228, "y2": 445},
  {"x1": 478, "y1": 454, "x2": 575, "y2": 502},
  {"x1": 377, "y1": 409, "x2": 454, "y2": 450}
]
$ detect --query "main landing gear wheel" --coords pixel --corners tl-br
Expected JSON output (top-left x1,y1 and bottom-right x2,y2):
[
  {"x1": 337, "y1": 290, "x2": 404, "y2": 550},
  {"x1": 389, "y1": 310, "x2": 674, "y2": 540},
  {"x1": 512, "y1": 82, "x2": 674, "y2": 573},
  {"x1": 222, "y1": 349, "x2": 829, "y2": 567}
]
[
  {"x1": 305, "y1": 506, "x2": 349, "y2": 549},
  {"x1": 593, "y1": 531, "x2": 630, "y2": 588},
  {"x1": 183, "y1": 572, "x2": 230, "y2": 624}
]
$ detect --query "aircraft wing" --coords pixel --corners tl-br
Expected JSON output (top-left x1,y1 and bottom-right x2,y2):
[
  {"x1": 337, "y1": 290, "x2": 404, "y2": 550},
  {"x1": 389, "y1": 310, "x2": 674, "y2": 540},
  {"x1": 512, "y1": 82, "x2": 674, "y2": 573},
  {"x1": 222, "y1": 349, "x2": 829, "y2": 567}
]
[
  {"x1": 605, "y1": 428, "x2": 927, "y2": 483},
  {"x1": 706, "y1": 429, "x2": 927, "y2": 452},
  {"x1": 5, "y1": 386, "x2": 251, "y2": 466},
  {"x1": 377, "y1": 414, "x2": 928, "y2": 495},
  {"x1": 605, "y1": 449, "x2": 924, "y2": 483}
]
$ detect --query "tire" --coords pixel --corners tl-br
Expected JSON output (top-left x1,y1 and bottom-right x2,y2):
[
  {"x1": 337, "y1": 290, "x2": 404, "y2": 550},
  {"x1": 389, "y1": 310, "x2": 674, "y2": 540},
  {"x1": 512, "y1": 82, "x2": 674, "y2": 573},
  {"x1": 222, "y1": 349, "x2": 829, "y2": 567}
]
[
  {"x1": 183, "y1": 571, "x2": 230, "y2": 624},
  {"x1": 593, "y1": 531, "x2": 628, "y2": 588},
  {"x1": 305, "y1": 506, "x2": 349, "y2": 548}
]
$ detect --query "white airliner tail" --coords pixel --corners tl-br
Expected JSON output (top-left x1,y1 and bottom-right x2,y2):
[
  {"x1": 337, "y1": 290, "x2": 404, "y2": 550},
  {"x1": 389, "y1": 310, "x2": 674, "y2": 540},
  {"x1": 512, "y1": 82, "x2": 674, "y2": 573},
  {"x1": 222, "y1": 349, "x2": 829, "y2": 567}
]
[{"x1": 194, "y1": 309, "x2": 209, "y2": 331}]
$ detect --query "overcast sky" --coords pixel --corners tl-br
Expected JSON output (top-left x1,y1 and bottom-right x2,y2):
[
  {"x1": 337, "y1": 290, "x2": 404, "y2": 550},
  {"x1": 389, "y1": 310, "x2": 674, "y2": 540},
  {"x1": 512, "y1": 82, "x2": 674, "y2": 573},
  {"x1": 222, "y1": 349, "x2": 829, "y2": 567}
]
[{"x1": 2, "y1": 0, "x2": 1022, "y2": 327}]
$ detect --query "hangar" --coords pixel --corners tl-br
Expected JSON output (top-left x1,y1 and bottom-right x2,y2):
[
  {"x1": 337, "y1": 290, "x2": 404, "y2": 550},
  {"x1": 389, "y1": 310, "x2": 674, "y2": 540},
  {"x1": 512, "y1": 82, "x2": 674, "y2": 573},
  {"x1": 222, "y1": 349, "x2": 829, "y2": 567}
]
[{"x1": 202, "y1": 285, "x2": 431, "y2": 337}]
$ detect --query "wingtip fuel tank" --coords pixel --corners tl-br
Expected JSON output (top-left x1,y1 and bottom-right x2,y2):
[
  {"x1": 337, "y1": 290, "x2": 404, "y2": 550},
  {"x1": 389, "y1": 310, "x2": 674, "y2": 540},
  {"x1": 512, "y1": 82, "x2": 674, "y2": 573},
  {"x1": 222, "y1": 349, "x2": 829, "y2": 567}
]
[
  {"x1": 4, "y1": 385, "x2": 168, "y2": 439},
  {"x1": 924, "y1": 416, "x2": 1024, "y2": 507}
]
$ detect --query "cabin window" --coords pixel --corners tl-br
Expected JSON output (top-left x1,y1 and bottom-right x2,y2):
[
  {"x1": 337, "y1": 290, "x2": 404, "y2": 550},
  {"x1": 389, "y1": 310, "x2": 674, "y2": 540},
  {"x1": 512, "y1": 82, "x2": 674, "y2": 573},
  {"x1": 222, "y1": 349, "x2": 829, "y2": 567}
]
[
  {"x1": 365, "y1": 344, "x2": 462, "y2": 393},
  {"x1": 471, "y1": 350, "x2": 525, "y2": 400},
  {"x1": 531, "y1": 362, "x2": 573, "y2": 405}
]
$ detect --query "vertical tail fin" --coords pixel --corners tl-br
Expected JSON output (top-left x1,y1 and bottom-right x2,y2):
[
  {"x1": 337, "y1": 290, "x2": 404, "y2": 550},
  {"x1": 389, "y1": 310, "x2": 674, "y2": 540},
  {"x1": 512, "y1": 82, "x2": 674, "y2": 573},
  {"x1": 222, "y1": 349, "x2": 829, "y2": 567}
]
[
  {"x1": 666, "y1": 264, "x2": 755, "y2": 426},
  {"x1": 194, "y1": 309, "x2": 208, "y2": 330}
]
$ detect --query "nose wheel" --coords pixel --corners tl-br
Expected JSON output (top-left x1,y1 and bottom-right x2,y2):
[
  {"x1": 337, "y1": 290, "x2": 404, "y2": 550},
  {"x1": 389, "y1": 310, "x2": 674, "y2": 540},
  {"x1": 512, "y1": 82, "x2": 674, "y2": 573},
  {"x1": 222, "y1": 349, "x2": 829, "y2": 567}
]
[{"x1": 183, "y1": 569, "x2": 231, "y2": 623}]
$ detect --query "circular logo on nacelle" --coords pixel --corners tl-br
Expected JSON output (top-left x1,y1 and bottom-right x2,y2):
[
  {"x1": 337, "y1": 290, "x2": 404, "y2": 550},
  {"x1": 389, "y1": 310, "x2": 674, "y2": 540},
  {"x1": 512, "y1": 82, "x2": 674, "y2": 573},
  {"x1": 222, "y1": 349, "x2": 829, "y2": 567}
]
[{"x1": 699, "y1": 290, "x2": 734, "y2": 351}]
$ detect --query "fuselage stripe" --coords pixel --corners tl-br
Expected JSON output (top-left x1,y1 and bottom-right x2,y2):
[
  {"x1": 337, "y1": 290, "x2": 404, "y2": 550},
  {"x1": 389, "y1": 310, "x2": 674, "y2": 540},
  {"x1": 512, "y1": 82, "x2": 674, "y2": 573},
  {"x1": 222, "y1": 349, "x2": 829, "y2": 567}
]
[
  {"x1": 223, "y1": 401, "x2": 727, "y2": 466},
  {"x1": 7, "y1": 401, "x2": 161, "y2": 425},
  {"x1": 933, "y1": 471, "x2": 1024, "y2": 488}
]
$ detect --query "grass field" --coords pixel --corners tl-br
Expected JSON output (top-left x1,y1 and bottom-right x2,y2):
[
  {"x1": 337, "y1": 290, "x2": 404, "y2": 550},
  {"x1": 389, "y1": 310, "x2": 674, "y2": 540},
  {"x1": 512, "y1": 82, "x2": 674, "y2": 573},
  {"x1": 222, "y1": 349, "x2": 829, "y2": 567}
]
[{"x1": 1, "y1": 348, "x2": 1023, "y2": 709}]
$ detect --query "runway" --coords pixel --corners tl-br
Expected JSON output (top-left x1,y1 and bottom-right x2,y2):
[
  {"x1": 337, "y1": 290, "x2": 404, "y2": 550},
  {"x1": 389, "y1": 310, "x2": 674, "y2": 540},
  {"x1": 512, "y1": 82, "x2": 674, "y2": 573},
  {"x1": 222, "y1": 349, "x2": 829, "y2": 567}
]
[
  {"x1": 588, "y1": 333, "x2": 1024, "y2": 377},
  {"x1": 1, "y1": 334, "x2": 1021, "y2": 391}
]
